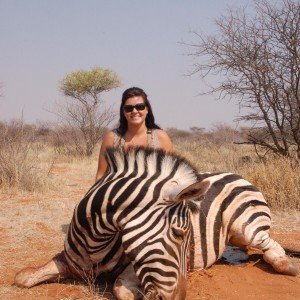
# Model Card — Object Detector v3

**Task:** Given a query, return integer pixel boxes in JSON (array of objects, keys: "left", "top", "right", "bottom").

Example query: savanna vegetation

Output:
[{"left": 0, "top": 119, "right": 299, "bottom": 211}]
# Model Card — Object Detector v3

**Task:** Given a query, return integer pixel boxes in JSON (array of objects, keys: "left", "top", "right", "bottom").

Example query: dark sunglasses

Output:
[{"left": 123, "top": 103, "right": 146, "bottom": 113}]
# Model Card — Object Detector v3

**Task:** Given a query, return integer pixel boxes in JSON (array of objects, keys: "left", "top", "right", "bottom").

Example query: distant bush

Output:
[{"left": 167, "top": 123, "right": 244, "bottom": 147}]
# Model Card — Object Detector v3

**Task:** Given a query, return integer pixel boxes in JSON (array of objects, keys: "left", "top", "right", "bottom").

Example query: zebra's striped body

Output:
[{"left": 15, "top": 148, "right": 299, "bottom": 300}]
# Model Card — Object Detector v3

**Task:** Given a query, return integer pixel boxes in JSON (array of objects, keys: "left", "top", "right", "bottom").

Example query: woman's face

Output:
[{"left": 123, "top": 96, "right": 148, "bottom": 126}]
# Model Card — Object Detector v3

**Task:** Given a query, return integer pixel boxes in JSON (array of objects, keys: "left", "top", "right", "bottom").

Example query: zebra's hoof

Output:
[
  {"left": 14, "top": 267, "right": 37, "bottom": 288},
  {"left": 287, "top": 261, "right": 299, "bottom": 276},
  {"left": 272, "top": 258, "right": 299, "bottom": 276}
]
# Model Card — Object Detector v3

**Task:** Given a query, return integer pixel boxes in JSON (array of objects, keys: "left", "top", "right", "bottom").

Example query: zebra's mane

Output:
[{"left": 105, "top": 146, "right": 199, "bottom": 185}]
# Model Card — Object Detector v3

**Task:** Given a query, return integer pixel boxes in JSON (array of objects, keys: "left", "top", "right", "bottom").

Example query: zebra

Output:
[
  {"left": 113, "top": 170, "right": 300, "bottom": 299},
  {"left": 14, "top": 147, "right": 299, "bottom": 300}
]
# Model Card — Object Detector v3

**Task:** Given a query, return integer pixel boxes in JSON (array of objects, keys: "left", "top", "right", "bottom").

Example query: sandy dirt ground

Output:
[{"left": 0, "top": 162, "right": 300, "bottom": 300}]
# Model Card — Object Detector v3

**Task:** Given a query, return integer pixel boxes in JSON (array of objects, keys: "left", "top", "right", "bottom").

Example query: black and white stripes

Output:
[{"left": 64, "top": 147, "right": 200, "bottom": 298}]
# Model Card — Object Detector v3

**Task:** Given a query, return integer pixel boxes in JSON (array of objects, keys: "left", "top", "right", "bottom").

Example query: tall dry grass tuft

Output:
[
  {"left": 0, "top": 120, "right": 55, "bottom": 192},
  {"left": 240, "top": 157, "right": 300, "bottom": 210}
]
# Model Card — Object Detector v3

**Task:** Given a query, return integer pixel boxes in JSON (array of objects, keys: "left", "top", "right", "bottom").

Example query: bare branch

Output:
[{"left": 184, "top": 0, "right": 300, "bottom": 158}]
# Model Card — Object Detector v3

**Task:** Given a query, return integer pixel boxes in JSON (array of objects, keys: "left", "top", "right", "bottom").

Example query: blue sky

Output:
[{"left": 0, "top": 0, "right": 251, "bottom": 130}]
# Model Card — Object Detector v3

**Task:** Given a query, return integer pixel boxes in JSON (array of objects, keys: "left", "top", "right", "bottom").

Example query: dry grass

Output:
[
  {"left": 174, "top": 138, "right": 254, "bottom": 172},
  {"left": 239, "top": 157, "right": 300, "bottom": 210}
]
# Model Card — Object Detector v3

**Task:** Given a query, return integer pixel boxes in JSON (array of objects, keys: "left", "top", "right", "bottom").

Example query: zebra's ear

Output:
[{"left": 174, "top": 181, "right": 210, "bottom": 202}]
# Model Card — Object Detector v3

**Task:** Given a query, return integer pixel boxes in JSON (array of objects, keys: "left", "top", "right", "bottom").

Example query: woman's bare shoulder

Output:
[
  {"left": 104, "top": 130, "right": 115, "bottom": 139},
  {"left": 155, "top": 128, "right": 167, "bottom": 136},
  {"left": 155, "top": 129, "right": 173, "bottom": 152},
  {"left": 100, "top": 130, "right": 115, "bottom": 153},
  {"left": 155, "top": 129, "right": 171, "bottom": 139}
]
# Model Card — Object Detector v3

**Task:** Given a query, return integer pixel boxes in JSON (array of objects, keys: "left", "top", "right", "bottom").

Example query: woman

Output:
[{"left": 95, "top": 87, "right": 173, "bottom": 182}]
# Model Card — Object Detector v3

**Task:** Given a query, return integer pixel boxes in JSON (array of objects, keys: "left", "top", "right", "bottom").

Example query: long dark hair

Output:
[{"left": 117, "top": 87, "right": 161, "bottom": 136}]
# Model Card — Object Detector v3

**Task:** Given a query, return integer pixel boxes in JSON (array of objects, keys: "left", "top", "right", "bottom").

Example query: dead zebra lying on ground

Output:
[{"left": 15, "top": 147, "right": 299, "bottom": 300}]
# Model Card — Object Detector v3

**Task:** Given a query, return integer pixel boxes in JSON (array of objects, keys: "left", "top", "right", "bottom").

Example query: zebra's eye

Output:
[{"left": 171, "top": 227, "right": 185, "bottom": 241}]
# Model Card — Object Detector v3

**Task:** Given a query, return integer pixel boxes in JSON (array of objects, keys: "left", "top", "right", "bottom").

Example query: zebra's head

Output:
[{"left": 104, "top": 147, "right": 207, "bottom": 299}]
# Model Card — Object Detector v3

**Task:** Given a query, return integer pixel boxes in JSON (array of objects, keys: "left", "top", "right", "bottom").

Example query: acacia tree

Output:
[
  {"left": 56, "top": 67, "right": 121, "bottom": 156},
  {"left": 187, "top": 0, "right": 300, "bottom": 159}
]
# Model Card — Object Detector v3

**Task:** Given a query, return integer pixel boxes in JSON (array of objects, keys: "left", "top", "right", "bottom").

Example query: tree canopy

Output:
[{"left": 60, "top": 67, "right": 121, "bottom": 100}]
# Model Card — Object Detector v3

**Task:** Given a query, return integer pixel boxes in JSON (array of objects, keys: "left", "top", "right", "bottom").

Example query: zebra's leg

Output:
[
  {"left": 14, "top": 251, "right": 73, "bottom": 288},
  {"left": 113, "top": 264, "right": 143, "bottom": 300},
  {"left": 230, "top": 231, "right": 299, "bottom": 276}
]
